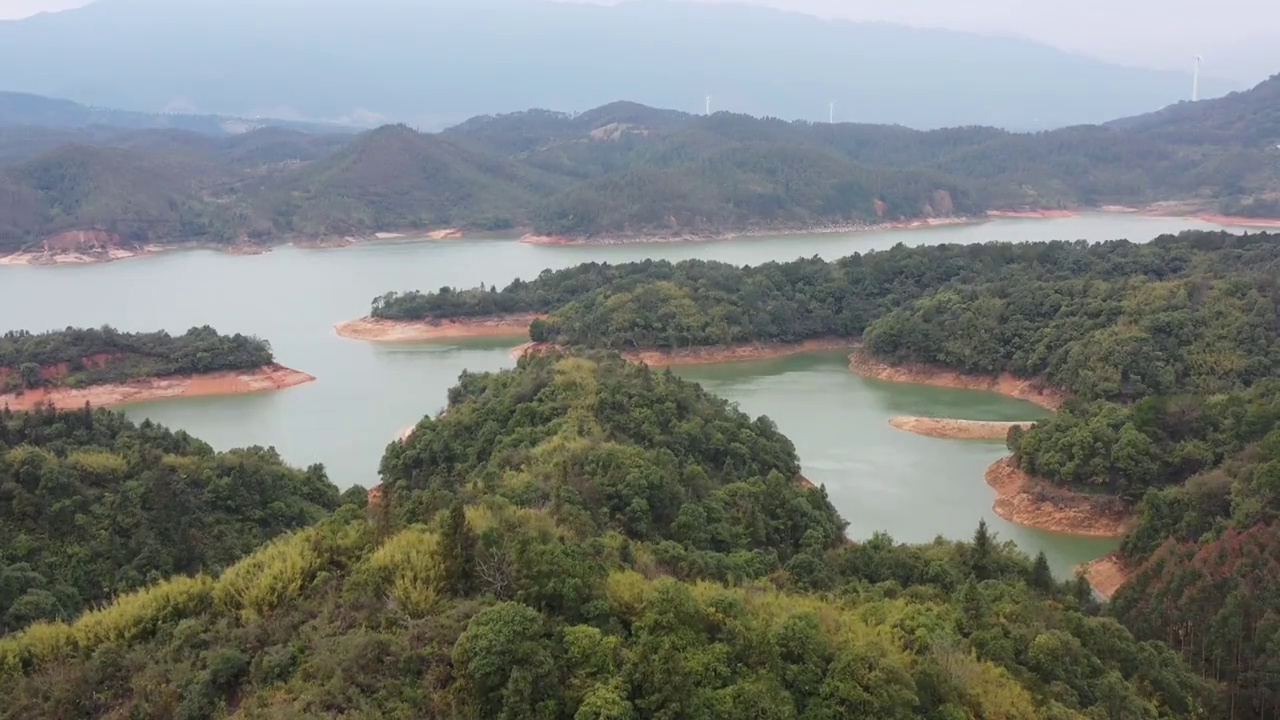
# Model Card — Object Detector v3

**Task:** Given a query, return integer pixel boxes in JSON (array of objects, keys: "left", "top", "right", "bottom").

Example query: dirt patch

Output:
[
  {"left": 984, "top": 458, "right": 1133, "bottom": 538},
  {"left": 987, "top": 209, "right": 1076, "bottom": 219},
  {"left": 335, "top": 314, "right": 545, "bottom": 342},
  {"left": 510, "top": 338, "right": 858, "bottom": 366},
  {"left": 517, "top": 216, "right": 979, "bottom": 246},
  {"left": 888, "top": 417, "right": 1036, "bottom": 440},
  {"left": 1080, "top": 552, "right": 1132, "bottom": 600},
  {"left": 848, "top": 349, "right": 1066, "bottom": 410},
  {"left": 0, "top": 245, "right": 165, "bottom": 266},
  {"left": 0, "top": 364, "right": 314, "bottom": 411}
]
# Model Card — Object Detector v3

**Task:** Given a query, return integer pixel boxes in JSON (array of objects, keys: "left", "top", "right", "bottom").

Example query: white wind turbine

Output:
[
  {"left": 1192, "top": 55, "right": 1203, "bottom": 101},
  {"left": 829, "top": 101, "right": 836, "bottom": 124}
]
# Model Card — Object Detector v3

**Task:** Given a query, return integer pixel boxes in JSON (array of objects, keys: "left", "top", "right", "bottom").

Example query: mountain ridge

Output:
[{"left": 0, "top": 72, "right": 1276, "bottom": 256}]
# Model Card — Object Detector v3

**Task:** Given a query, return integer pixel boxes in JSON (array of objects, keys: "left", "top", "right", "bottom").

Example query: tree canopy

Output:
[
  {"left": 0, "top": 326, "right": 275, "bottom": 394},
  {"left": 0, "top": 405, "right": 342, "bottom": 633},
  {"left": 0, "top": 353, "right": 1221, "bottom": 719}
]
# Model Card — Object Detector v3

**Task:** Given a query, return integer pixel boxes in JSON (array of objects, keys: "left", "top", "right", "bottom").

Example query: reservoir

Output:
[{"left": 0, "top": 213, "right": 1234, "bottom": 577}]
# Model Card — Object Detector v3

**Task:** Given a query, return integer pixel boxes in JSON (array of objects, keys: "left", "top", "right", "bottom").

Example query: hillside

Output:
[
  {"left": 0, "top": 405, "right": 344, "bottom": 634},
  {"left": 0, "top": 0, "right": 1238, "bottom": 130},
  {"left": 370, "top": 231, "right": 1280, "bottom": 711},
  {"left": 1108, "top": 73, "right": 1280, "bottom": 145},
  {"left": 260, "top": 124, "right": 568, "bottom": 236},
  {"left": 0, "top": 143, "right": 241, "bottom": 251},
  {"left": 0, "top": 353, "right": 1218, "bottom": 718},
  {"left": 1, "top": 72, "right": 1277, "bottom": 254}
]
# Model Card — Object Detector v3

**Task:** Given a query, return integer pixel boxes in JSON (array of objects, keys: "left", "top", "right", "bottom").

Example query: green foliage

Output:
[
  {"left": 0, "top": 405, "right": 340, "bottom": 632},
  {"left": 439, "top": 502, "right": 479, "bottom": 596},
  {"left": 380, "top": 353, "right": 844, "bottom": 561},
  {"left": 373, "top": 233, "right": 1280, "bottom": 396},
  {"left": 7, "top": 77, "right": 1278, "bottom": 253},
  {"left": 0, "top": 349, "right": 1225, "bottom": 719},
  {"left": 0, "top": 325, "right": 274, "bottom": 393}
]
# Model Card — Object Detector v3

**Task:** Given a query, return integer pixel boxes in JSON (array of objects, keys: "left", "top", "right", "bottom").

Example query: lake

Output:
[{"left": 0, "top": 213, "right": 1234, "bottom": 577}]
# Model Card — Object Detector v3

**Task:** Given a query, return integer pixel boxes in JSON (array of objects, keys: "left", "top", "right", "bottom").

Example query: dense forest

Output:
[
  {"left": 0, "top": 353, "right": 1220, "bottom": 719},
  {"left": 375, "top": 232, "right": 1278, "bottom": 407},
  {"left": 2, "top": 74, "right": 1278, "bottom": 253},
  {"left": 0, "top": 405, "right": 345, "bottom": 634},
  {"left": 373, "top": 231, "right": 1280, "bottom": 716},
  {"left": 0, "top": 326, "right": 275, "bottom": 394}
]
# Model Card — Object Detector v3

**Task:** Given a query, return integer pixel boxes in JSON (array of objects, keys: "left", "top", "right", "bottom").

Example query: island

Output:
[{"left": 0, "top": 326, "right": 314, "bottom": 410}]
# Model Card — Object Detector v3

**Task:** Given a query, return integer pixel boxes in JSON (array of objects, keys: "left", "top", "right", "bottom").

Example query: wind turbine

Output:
[
  {"left": 1192, "top": 55, "right": 1203, "bottom": 101},
  {"left": 705, "top": 95, "right": 712, "bottom": 116},
  {"left": 829, "top": 101, "right": 836, "bottom": 124}
]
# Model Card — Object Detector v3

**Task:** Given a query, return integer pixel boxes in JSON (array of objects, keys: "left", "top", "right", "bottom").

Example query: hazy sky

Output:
[{"left": 1, "top": 0, "right": 1275, "bottom": 80}]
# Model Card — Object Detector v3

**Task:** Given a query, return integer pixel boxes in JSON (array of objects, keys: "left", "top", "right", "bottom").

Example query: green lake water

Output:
[{"left": 0, "top": 213, "right": 1232, "bottom": 577}]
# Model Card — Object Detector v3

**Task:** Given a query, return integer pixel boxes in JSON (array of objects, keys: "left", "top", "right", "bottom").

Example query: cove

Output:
[
  {"left": 0, "top": 213, "right": 1233, "bottom": 577},
  {"left": 675, "top": 351, "right": 1118, "bottom": 579}
]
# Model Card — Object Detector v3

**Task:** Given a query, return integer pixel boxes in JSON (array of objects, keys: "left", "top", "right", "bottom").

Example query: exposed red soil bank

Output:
[
  {"left": 847, "top": 349, "right": 1067, "bottom": 410},
  {"left": 0, "top": 365, "right": 314, "bottom": 411},
  {"left": 888, "top": 417, "right": 1036, "bottom": 440},
  {"left": 984, "top": 458, "right": 1133, "bottom": 538},
  {"left": 334, "top": 314, "right": 545, "bottom": 342},
  {"left": 1081, "top": 552, "right": 1132, "bottom": 600}
]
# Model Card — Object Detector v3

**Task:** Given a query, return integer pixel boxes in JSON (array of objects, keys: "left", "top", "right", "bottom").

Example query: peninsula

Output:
[{"left": 0, "top": 326, "right": 313, "bottom": 410}]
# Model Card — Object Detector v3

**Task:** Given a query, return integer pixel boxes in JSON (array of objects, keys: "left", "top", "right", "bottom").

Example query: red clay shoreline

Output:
[
  {"left": 0, "top": 364, "right": 315, "bottom": 411},
  {"left": 334, "top": 314, "right": 545, "bottom": 342},
  {"left": 984, "top": 458, "right": 1133, "bottom": 538},
  {"left": 847, "top": 348, "right": 1067, "bottom": 410}
]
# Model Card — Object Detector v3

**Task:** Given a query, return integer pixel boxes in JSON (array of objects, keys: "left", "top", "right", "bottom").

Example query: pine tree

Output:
[
  {"left": 971, "top": 519, "right": 993, "bottom": 580},
  {"left": 1030, "top": 551, "right": 1054, "bottom": 592},
  {"left": 440, "top": 501, "right": 478, "bottom": 595}
]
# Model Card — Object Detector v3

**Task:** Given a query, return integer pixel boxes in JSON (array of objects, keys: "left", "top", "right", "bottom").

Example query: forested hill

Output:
[
  {"left": 373, "top": 231, "right": 1280, "bottom": 402},
  {"left": 0, "top": 353, "right": 1217, "bottom": 718},
  {"left": 372, "top": 230, "right": 1280, "bottom": 713},
  {"left": 0, "top": 405, "right": 345, "bottom": 633},
  {"left": 2, "top": 73, "right": 1279, "bottom": 254},
  {"left": 0, "top": 326, "right": 275, "bottom": 394},
  {"left": 1107, "top": 73, "right": 1280, "bottom": 145}
]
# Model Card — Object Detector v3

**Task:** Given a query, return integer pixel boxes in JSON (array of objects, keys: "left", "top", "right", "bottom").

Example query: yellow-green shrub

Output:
[
  {"left": 367, "top": 528, "right": 447, "bottom": 618},
  {"left": 66, "top": 450, "right": 129, "bottom": 482},
  {"left": 215, "top": 529, "right": 323, "bottom": 622},
  {"left": 74, "top": 574, "right": 214, "bottom": 648},
  {"left": 604, "top": 570, "right": 652, "bottom": 621},
  {"left": 0, "top": 575, "right": 215, "bottom": 676}
]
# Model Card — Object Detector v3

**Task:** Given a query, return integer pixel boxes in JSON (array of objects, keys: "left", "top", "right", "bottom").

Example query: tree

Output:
[
  {"left": 439, "top": 501, "right": 478, "bottom": 596},
  {"left": 971, "top": 519, "right": 994, "bottom": 580},
  {"left": 1030, "top": 551, "right": 1054, "bottom": 592},
  {"left": 451, "top": 602, "right": 561, "bottom": 719}
]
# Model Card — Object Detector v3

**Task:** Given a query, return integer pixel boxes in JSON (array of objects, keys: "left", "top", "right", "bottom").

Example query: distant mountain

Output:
[
  {"left": 2, "top": 73, "right": 1276, "bottom": 256},
  {"left": 0, "top": 0, "right": 1240, "bottom": 130},
  {"left": 257, "top": 125, "right": 570, "bottom": 235},
  {"left": 0, "top": 90, "right": 352, "bottom": 135}
]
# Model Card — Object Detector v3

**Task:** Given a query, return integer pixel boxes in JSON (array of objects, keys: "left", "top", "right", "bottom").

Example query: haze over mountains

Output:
[{"left": 0, "top": 0, "right": 1241, "bottom": 130}]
